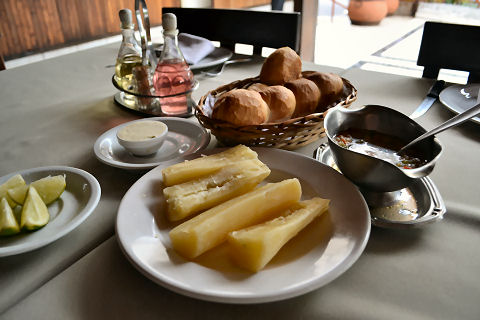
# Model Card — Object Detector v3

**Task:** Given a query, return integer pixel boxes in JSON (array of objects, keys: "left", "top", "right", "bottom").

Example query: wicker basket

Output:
[{"left": 196, "top": 75, "right": 357, "bottom": 150}]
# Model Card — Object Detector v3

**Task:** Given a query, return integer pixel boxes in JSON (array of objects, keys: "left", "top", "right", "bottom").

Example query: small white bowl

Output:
[{"left": 116, "top": 120, "right": 168, "bottom": 156}]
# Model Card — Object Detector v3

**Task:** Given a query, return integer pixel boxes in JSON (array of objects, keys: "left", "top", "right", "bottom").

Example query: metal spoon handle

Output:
[
  {"left": 213, "top": 59, "right": 247, "bottom": 74},
  {"left": 201, "top": 58, "right": 251, "bottom": 77},
  {"left": 400, "top": 102, "right": 480, "bottom": 153}
]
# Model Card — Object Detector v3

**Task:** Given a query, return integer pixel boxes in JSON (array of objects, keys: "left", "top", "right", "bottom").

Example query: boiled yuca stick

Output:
[
  {"left": 227, "top": 197, "right": 330, "bottom": 272},
  {"left": 169, "top": 178, "right": 302, "bottom": 259},
  {"left": 162, "top": 145, "right": 258, "bottom": 187},
  {"left": 163, "top": 159, "right": 271, "bottom": 221}
]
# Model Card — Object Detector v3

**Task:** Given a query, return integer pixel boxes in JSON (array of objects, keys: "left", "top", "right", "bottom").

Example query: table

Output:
[{"left": 1, "top": 43, "right": 479, "bottom": 319}]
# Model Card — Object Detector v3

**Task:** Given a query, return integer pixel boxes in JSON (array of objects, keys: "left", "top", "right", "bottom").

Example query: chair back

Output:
[
  {"left": 417, "top": 21, "right": 480, "bottom": 83},
  {"left": 161, "top": 7, "right": 301, "bottom": 55}
]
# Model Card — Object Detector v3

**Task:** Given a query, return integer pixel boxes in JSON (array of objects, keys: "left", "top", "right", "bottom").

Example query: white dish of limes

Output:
[{"left": 0, "top": 166, "right": 101, "bottom": 257}]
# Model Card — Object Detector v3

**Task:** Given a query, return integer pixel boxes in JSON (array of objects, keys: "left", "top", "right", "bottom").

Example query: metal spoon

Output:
[
  {"left": 399, "top": 102, "right": 480, "bottom": 153},
  {"left": 201, "top": 58, "right": 251, "bottom": 77}
]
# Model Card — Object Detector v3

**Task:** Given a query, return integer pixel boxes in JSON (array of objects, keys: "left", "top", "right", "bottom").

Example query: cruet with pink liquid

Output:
[{"left": 153, "top": 13, "right": 194, "bottom": 116}]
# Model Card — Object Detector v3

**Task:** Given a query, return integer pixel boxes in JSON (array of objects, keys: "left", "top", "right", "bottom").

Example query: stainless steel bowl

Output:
[{"left": 324, "top": 105, "right": 443, "bottom": 192}]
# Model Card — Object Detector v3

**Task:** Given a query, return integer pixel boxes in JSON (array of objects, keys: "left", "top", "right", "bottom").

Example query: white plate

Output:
[
  {"left": 116, "top": 148, "right": 371, "bottom": 303},
  {"left": 93, "top": 117, "right": 210, "bottom": 170},
  {"left": 439, "top": 83, "right": 480, "bottom": 124},
  {"left": 155, "top": 46, "right": 233, "bottom": 71},
  {"left": 0, "top": 166, "right": 101, "bottom": 257}
]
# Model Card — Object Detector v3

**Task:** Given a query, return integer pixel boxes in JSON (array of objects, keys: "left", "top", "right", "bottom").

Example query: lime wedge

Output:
[
  {"left": 0, "top": 174, "right": 26, "bottom": 193},
  {"left": 5, "top": 194, "right": 17, "bottom": 209},
  {"left": 0, "top": 174, "right": 26, "bottom": 207},
  {"left": 7, "top": 185, "right": 28, "bottom": 205},
  {"left": 0, "top": 197, "right": 20, "bottom": 236},
  {"left": 21, "top": 186, "right": 50, "bottom": 231},
  {"left": 8, "top": 175, "right": 66, "bottom": 206},
  {"left": 31, "top": 175, "right": 66, "bottom": 205},
  {"left": 13, "top": 205, "right": 22, "bottom": 224}
]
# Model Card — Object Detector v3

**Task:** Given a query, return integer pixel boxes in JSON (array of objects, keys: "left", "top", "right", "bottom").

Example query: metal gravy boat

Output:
[{"left": 324, "top": 105, "right": 443, "bottom": 193}]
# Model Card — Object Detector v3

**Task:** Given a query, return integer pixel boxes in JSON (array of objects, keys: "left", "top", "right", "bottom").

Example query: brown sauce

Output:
[{"left": 334, "top": 128, "right": 426, "bottom": 169}]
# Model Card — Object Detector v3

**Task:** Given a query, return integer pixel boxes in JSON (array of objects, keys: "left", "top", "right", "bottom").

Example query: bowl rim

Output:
[{"left": 116, "top": 119, "right": 168, "bottom": 144}]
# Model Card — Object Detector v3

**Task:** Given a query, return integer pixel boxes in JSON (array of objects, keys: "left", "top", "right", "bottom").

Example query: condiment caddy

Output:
[{"left": 112, "top": 0, "right": 197, "bottom": 117}]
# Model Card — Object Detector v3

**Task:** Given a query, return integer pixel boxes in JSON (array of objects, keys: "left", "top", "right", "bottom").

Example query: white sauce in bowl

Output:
[{"left": 117, "top": 121, "right": 167, "bottom": 142}]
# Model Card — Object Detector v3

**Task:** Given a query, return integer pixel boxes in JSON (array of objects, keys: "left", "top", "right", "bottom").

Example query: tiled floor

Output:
[{"left": 5, "top": 0, "right": 479, "bottom": 85}]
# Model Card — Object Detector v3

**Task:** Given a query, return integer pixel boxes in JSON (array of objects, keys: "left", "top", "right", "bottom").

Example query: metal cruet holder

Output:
[
  {"left": 112, "top": 0, "right": 198, "bottom": 117},
  {"left": 135, "top": 0, "right": 157, "bottom": 68}
]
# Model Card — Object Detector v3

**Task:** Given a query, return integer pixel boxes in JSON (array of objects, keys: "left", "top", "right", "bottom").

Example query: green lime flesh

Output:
[{"left": 21, "top": 186, "right": 50, "bottom": 231}]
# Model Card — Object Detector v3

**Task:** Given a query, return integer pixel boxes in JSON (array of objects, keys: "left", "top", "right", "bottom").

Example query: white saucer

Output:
[
  {"left": 116, "top": 148, "right": 371, "bottom": 303},
  {"left": 439, "top": 83, "right": 480, "bottom": 124},
  {"left": 0, "top": 166, "right": 101, "bottom": 257},
  {"left": 93, "top": 118, "right": 210, "bottom": 170}
]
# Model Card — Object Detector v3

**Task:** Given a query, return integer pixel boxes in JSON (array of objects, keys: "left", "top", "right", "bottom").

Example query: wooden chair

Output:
[
  {"left": 417, "top": 21, "right": 480, "bottom": 83},
  {"left": 161, "top": 7, "right": 301, "bottom": 55}
]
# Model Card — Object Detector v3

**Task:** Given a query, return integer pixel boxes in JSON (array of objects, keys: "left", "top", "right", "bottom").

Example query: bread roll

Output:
[
  {"left": 212, "top": 89, "right": 270, "bottom": 125},
  {"left": 302, "top": 71, "right": 343, "bottom": 109},
  {"left": 248, "top": 83, "right": 269, "bottom": 92},
  {"left": 259, "top": 86, "right": 296, "bottom": 123},
  {"left": 285, "top": 78, "right": 321, "bottom": 118},
  {"left": 260, "top": 47, "right": 302, "bottom": 85}
]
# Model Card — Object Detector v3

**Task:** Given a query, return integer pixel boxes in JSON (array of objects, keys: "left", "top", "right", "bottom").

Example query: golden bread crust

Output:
[
  {"left": 248, "top": 83, "right": 269, "bottom": 92},
  {"left": 302, "top": 71, "right": 344, "bottom": 110},
  {"left": 212, "top": 89, "right": 270, "bottom": 125},
  {"left": 259, "top": 86, "right": 296, "bottom": 123},
  {"left": 260, "top": 47, "right": 302, "bottom": 85},
  {"left": 284, "top": 78, "right": 321, "bottom": 118}
]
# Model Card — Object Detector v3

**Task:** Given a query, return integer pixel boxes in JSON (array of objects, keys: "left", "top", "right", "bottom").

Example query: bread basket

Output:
[{"left": 196, "top": 75, "right": 357, "bottom": 150}]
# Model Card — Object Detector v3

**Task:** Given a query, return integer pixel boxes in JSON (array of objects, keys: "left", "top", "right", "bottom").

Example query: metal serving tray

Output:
[{"left": 314, "top": 143, "right": 446, "bottom": 229}]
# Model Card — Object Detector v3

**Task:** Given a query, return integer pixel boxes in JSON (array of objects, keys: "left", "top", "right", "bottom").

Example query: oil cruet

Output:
[{"left": 114, "top": 9, "right": 143, "bottom": 98}]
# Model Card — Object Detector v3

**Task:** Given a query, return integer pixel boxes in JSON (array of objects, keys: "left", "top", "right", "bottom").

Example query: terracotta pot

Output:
[
  {"left": 348, "top": 0, "right": 388, "bottom": 26},
  {"left": 386, "top": 0, "right": 399, "bottom": 15}
]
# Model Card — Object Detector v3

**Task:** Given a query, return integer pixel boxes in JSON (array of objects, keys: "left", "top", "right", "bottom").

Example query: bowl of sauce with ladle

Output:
[
  {"left": 333, "top": 128, "right": 427, "bottom": 170},
  {"left": 324, "top": 105, "right": 443, "bottom": 193}
]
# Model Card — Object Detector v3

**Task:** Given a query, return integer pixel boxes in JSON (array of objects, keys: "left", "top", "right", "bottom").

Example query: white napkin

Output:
[{"left": 178, "top": 33, "right": 215, "bottom": 65}]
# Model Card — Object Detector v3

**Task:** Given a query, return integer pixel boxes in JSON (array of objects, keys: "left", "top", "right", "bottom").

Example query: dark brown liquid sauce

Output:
[{"left": 334, "top": 128, "right": 426, "bottom": 169}]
